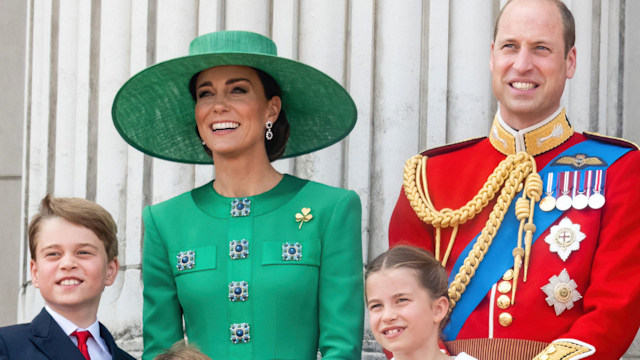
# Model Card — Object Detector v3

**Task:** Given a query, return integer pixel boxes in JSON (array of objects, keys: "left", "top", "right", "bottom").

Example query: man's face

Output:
[{"left": 490, "top": 0, "right": 576, "bottom": 129}]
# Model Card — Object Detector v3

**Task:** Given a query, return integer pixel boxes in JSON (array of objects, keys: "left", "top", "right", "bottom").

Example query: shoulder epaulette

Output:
[
  {"left": 583, "top": 131, "right": 639, "bottom": 150},
  {"left": 419, "top": 137, "right": 486, "bottom": 157}
]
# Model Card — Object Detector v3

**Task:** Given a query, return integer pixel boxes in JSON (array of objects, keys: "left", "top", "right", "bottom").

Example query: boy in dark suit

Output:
[{"left": 0, "top": 194, "right": 135, "bottom": 360}]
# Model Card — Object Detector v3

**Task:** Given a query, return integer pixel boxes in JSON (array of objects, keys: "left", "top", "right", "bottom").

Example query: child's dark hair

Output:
[{"left": 365, "top": 245, "right": 450, "bottom": 328}]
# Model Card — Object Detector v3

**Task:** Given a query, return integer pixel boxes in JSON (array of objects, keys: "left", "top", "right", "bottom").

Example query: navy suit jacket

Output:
[{"left": 0, "top": 308, "right": 135, "bottom": 360}]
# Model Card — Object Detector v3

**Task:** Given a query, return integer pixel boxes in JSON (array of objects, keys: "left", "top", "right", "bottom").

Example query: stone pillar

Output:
[{"left": 0, "top": 0, "right": 27, "bottom": 327}]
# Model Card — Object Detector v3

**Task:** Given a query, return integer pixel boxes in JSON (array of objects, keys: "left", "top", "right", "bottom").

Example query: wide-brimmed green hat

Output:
[{"left": 112, "top": 31, "right": 357, "bottom": 164}]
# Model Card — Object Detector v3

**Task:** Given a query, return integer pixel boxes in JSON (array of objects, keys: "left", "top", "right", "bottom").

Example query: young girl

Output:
[{"left": 365, "top": 245, "right": 476, "bottom": 360}]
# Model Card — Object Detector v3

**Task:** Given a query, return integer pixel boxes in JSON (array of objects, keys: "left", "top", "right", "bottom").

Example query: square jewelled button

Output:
[
  {"left": 282, "top": 242, "right": 302, "bottom": 261},
  {"left": 176, "top": 250, "right": 195, "bottom": 271},
  {"left": 230, "top": 198, "right": 251, "bottom": 217},
  {"left": 230, "top": 323, "right": 250, "bottom": 343},
  {"left": 229, "top": 281, "right": 249, "bottom": 302},
  {"left": 229, "top": 239, "right": 249, "bottom": 259}
]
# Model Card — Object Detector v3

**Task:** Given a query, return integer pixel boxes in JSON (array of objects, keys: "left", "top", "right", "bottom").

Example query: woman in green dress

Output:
[{"left": 112, "top": 31, "right": 363, "bottom": 359}]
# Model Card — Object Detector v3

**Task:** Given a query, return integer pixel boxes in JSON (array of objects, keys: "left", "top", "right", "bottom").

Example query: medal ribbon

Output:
[
  {"left": 594, "top": 169, "right": 604, "bottom": 194},
  {"left": 585, "top": 170, "right": 593, "bottom": 197},
  {"left": 577, "top": 171, "right": 585, "bottom": 195},
  {"left": 546, "top": 172, "right": 554, "bottom": 195},
  {"left": 561, "top": 171, "right": 571, "bottom": 196}
]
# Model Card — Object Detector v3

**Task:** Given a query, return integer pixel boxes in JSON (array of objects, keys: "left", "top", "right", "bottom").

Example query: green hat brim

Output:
[{"left": 112, "top": 52, "right": 357, "bottom": 164}]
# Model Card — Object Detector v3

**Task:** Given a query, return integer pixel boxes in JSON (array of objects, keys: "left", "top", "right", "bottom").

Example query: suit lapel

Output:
[
  {"left": 28, "top": 308, "right": 87, "bottom": 360},
  {"left": 100, "top": 323, "right": 119, "bottom": 359},
  {"left": 101, "top": 323, "right": 135, "bottom": 360}
]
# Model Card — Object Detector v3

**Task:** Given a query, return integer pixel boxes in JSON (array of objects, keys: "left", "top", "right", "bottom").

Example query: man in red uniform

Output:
[{"left": 388, "top": 0, "right": 640, "bottom": 359}]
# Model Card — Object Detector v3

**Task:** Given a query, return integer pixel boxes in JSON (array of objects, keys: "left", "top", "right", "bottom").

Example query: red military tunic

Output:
[{"left": 388, "top": 109, "right": 640, "bottom": 360}]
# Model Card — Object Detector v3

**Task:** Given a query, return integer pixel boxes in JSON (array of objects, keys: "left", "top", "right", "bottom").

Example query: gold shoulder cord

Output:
[{"left": 403, "top": 152, "right": 542, "bottom": 311}]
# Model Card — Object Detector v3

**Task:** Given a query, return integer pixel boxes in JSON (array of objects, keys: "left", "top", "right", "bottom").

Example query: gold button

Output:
[
  {"left": 547, "top": 345, "right": 556, "bottom": 354},
  {"left": 499, "top": 312, "right": 513, "bottom": 327},
  {"left": 497, "top": 294, "right": 511, "bottom": 309},
  {"left": 502, "top": 269, "right": 514, "bottom": 281},
  {"left": 498, "top": 280, "right": 512, "bottom": 293}
]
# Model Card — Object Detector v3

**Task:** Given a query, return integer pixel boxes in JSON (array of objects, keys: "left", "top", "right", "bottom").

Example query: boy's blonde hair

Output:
[
  {"left": 28, "top": 194, "right": 119, "bottom": 261},
  {"left": 154, "top": 340, "right": 211, "bottom": 360}
]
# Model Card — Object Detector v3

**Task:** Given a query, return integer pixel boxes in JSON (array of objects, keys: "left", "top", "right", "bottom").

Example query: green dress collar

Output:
[{"left": 191, "top": 174, "right": 307, "bottom": 218}]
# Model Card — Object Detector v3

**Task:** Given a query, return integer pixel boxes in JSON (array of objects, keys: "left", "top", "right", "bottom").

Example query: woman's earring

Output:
[
  {"left": 265, "top": 121, "right": 274, "bottom": 140},
  {"left": 201, "top": 141, "right": 206, "bottom": 145}
]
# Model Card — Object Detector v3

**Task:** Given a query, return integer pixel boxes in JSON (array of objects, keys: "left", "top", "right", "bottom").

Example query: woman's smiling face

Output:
[
  {"left": 194, "top": 65, "right": 281, "bottom": 161},
  {"left": 366, "top": 267, "right": 448, "bottom": 358}
]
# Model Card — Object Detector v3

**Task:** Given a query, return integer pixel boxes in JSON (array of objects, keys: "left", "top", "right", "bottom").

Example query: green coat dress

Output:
[{"left": 141, "top": 175, "right": 364, "bottom": 359}]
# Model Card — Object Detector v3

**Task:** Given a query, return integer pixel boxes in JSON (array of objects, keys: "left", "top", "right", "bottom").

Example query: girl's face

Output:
[
  {"left": 194, "top": 65, "right": 281, "bottom": 161},
  {"left": 366, "top": 267, "right": 448, "bottom": 358}
]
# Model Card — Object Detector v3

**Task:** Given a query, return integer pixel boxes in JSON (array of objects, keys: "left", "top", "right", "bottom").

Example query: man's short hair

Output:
[
  {"left": 28, "top": 194, "right": 119, "bottom": 261},
  {"left": 493, "top": 0, "right": 576, "bottom": 57}
]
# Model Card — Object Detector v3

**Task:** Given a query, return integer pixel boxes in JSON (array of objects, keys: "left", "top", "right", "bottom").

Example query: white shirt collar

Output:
[{"left": 45, "top": 305, "right": 110, "bottom": 354}]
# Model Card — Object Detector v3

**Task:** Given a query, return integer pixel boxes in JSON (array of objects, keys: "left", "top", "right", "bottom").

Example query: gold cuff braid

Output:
[{"left": 532, "top": 341, "right": 594, "bottom": 360}]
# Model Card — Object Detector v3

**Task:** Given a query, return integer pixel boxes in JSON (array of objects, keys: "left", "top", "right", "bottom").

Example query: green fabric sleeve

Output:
[
  {"left": 141, "top": 206, "right": 184, "bottom": 360},
  {"left": 318, "top": 190, "right": 364, "bottom": 359}
]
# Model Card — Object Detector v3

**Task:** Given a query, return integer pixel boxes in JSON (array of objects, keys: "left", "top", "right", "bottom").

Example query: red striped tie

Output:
[{"left": 71, "top": 330, "right": 92, "bottom": 360}]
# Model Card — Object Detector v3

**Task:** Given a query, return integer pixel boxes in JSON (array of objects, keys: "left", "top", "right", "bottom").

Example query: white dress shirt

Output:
[{"left": 45, "top": 305, "right": 113, "bottom": 360}]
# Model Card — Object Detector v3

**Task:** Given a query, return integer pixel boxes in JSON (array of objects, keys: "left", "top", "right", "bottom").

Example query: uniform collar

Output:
[{"left": 489, "top": 107, "right": 573, "bottom": 156}]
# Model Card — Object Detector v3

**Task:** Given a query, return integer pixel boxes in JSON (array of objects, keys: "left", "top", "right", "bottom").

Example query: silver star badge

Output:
[
  {"left": 541, "top": 269, "right": 582, "bottom": 316},
  {"left": 544, "top": 217, "right": 585, "bottom": 262}
]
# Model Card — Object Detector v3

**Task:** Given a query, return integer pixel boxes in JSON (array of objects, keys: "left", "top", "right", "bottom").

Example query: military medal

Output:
[
  {"left": 572, "top": 171, "right": 588, "bottom": 210},
  {"left": 555, "top": 171, "right": 573, "bottom": 211},
  {"left": 541, "top": 269, "right": 582, "bottom": 316},
  {"left": 539, "top": 172, "right": 557, "bottom": 212},
  {"left": 588, "top": 169, "right": 605, "bottom": 209},
  {"left": 544, "top": 217, "right": 586, "bottom": 261}
]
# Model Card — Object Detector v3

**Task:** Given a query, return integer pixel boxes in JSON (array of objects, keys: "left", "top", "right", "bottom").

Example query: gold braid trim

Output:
[
  {"left": 532, "top": 341, "right": 595, "bottom": 360},
  {"left": 402, "top": 152, "right": 541, "bottom": 311}
]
